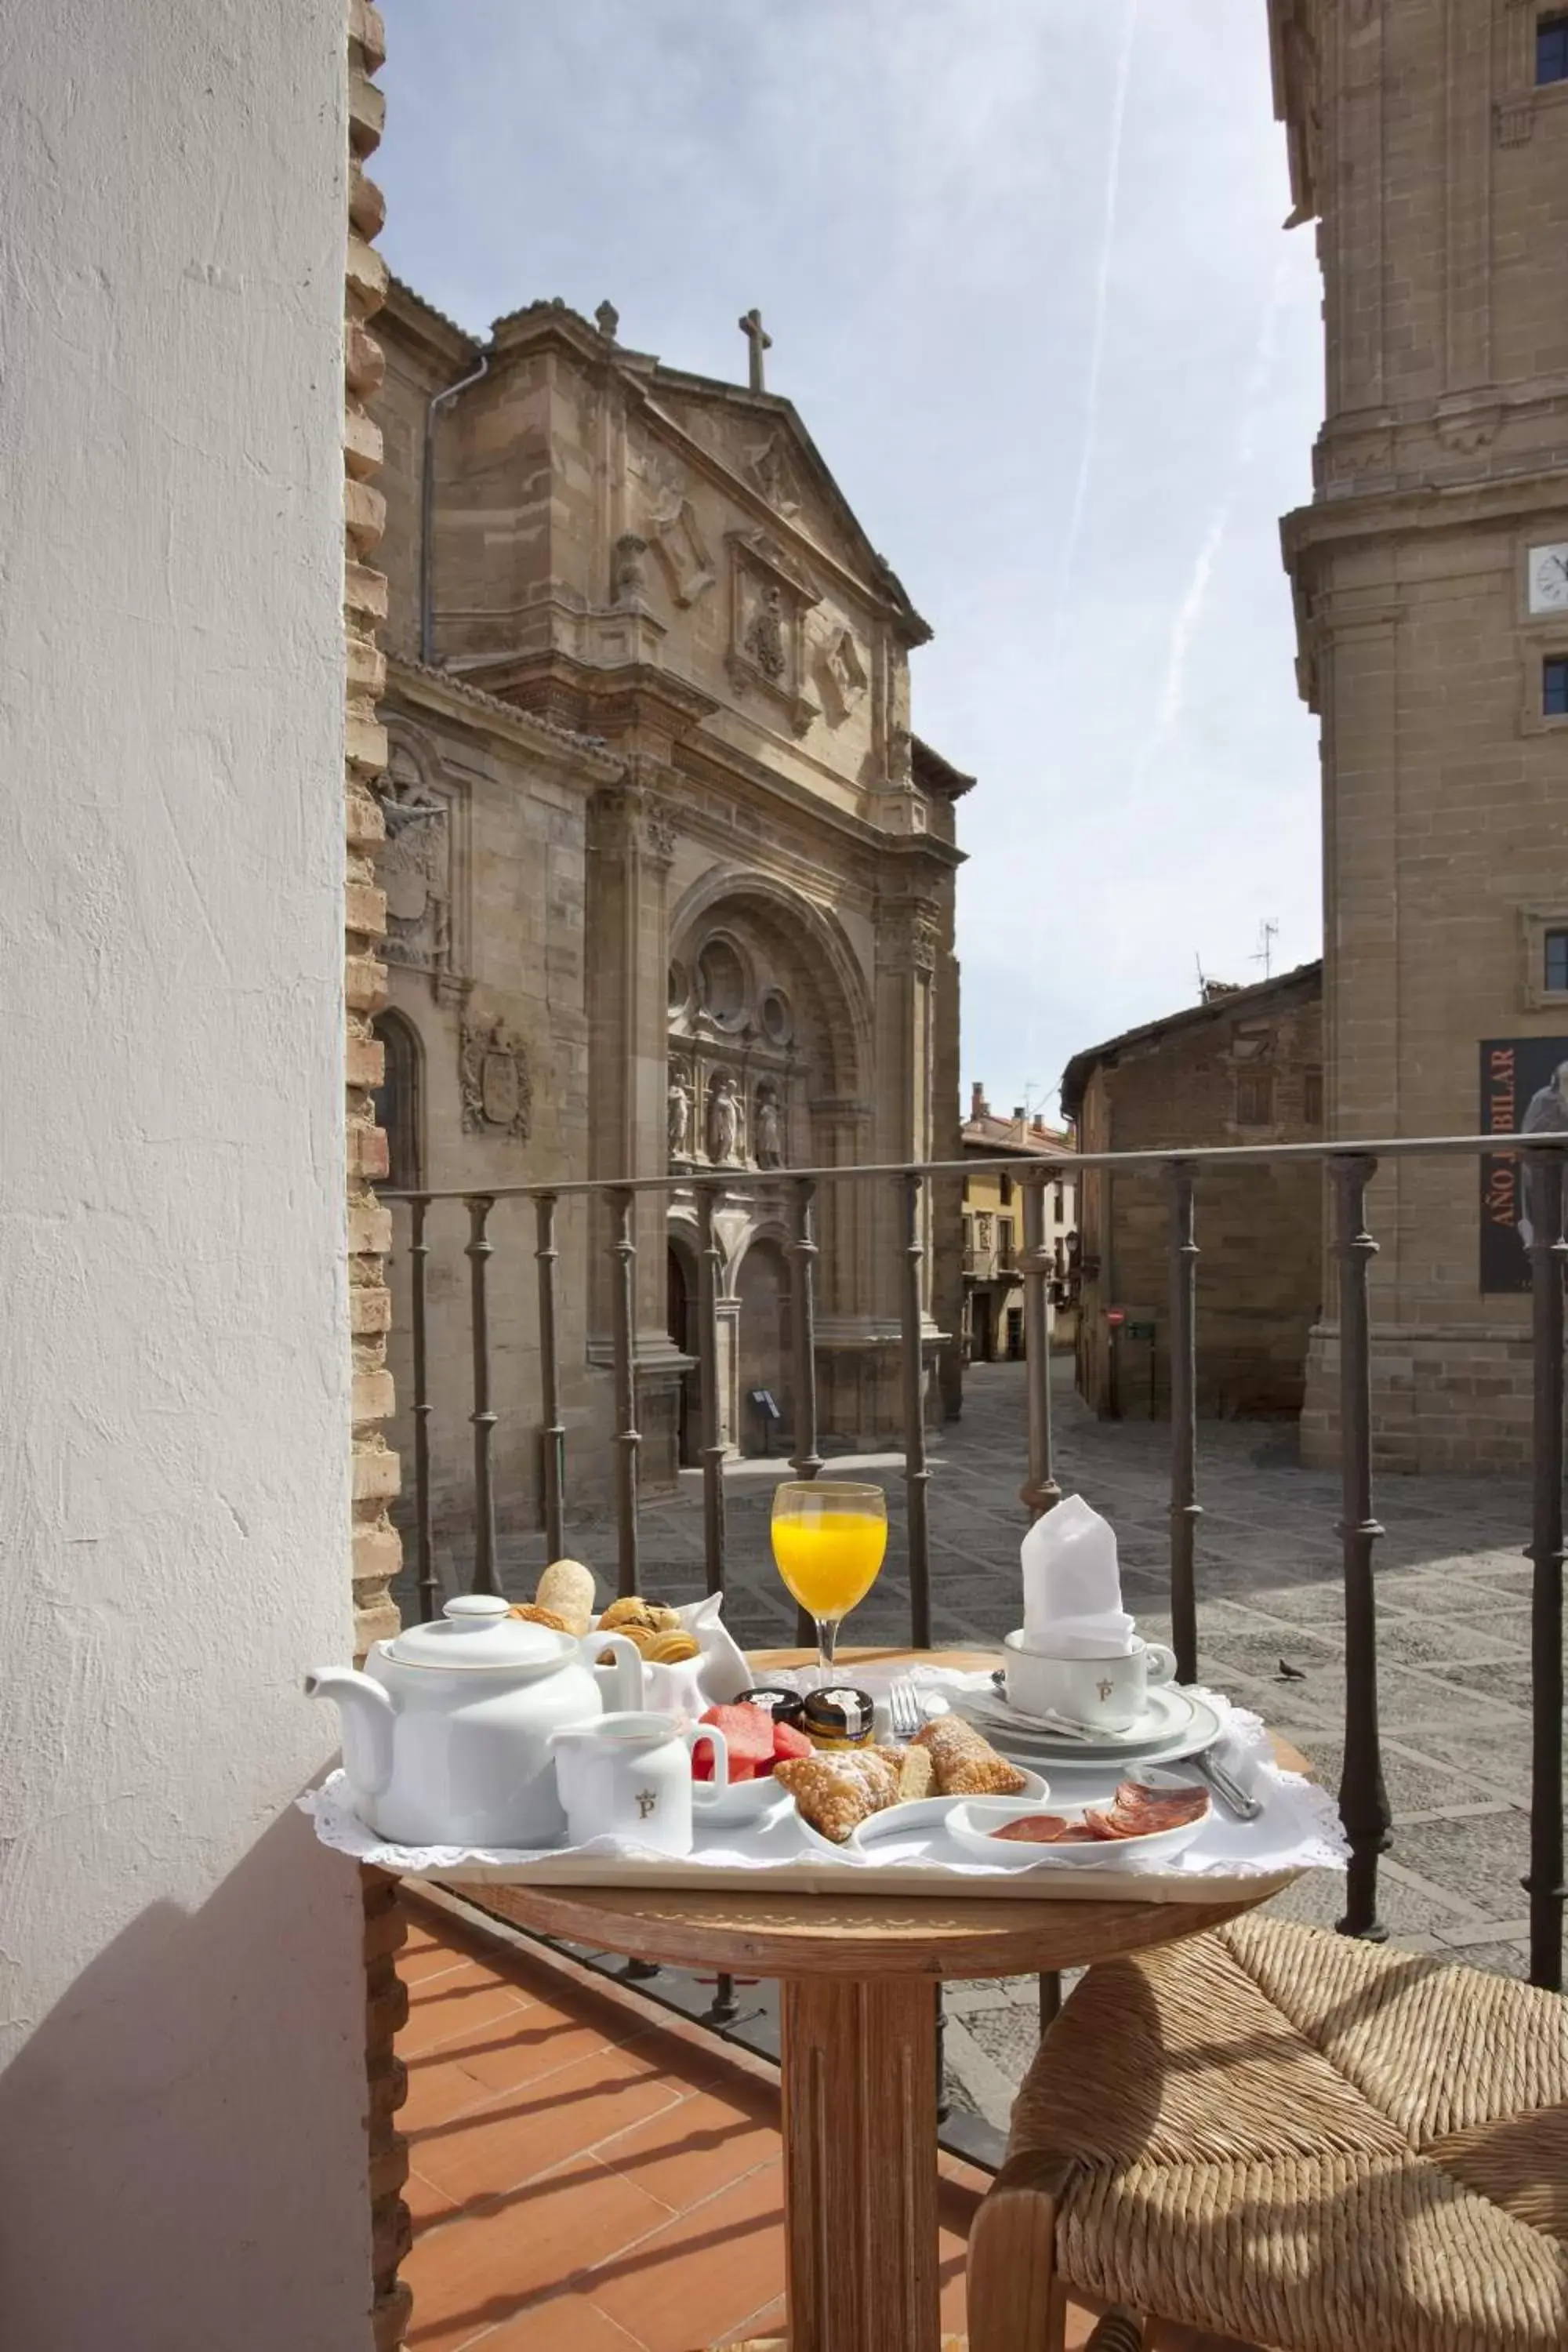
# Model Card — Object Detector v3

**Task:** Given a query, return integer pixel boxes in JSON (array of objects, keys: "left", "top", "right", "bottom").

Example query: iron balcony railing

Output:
[{"left": 383, "top": 1134, "right": 1567, "bottom": 2000}]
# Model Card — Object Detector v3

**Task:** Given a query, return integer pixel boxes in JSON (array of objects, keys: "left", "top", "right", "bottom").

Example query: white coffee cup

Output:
[
  {"left": 549, "top": 1711, "right": 728, "bottom": 1854},
  {"left": 1004, "top": 1631, "right": 1178, "bottom": 1733}
]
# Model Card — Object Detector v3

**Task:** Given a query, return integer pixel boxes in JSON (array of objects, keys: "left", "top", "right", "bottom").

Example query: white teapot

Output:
[{"left": 305, "top": 1595, "right": 641, "bottom": 1849}]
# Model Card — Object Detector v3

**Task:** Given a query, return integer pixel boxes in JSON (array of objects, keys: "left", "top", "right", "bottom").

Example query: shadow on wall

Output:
[{"left": 0, "top": 1800, "right": 370, "bottom": 2347}]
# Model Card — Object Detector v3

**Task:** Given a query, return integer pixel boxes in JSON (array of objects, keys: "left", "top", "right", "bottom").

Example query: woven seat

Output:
[{"left": 967, "top": 1916, "right": 1568, "bottom": 2352}]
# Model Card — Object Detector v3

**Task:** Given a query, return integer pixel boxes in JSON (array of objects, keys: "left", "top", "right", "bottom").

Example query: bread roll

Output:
[{"left": 534, "top": 1558, "right": 596, "bottom": 1635}]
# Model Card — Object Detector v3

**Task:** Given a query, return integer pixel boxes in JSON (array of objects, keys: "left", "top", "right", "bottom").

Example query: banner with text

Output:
[{"left": 1479, "top": 1037, "right": 1568, "bottom": 1293}]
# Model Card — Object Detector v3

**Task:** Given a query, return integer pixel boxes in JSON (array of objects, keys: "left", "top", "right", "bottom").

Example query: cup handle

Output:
[
  {"left": 1145, "top": 1642, "right": 1179, "bottom": 1686},
  {"left": 597, "top": 1632, "right": 643, "bottom": 1713},
  {"left": 688, "top": 1722, "right": 728, "bottom": 1802}
]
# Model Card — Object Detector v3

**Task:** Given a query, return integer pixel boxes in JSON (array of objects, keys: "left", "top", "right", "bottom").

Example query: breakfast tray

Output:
[{"left": 300, "top": 1691, "right": 1348, "bottom": 1905}]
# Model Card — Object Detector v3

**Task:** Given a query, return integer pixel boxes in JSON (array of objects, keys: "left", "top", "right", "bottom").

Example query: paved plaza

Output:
[{"left": 400, "top": 1356, "right": 1554, "bottom": 2131}]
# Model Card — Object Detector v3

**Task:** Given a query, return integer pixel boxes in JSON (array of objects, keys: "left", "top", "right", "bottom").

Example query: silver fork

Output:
[{"left": 887, "top": 1677, "right": 924, "bottom": 1740}]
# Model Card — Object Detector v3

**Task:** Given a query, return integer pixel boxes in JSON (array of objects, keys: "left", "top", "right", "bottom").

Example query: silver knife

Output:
[{"left": 1189, "top": 1746, "right": 1263, "bottom": 1822}]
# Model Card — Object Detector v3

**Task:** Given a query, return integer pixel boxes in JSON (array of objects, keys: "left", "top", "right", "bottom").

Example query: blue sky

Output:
[{"left": 376, "top": 0, "right": 1325, "bottom": 1120}]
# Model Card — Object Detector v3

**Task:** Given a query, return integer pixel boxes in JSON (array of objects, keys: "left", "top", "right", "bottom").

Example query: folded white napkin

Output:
[{"left": 1021, "top": 1494, "right": 1137, "bottom": 1658}]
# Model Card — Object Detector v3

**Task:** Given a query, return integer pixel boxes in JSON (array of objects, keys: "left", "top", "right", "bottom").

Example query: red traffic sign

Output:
[{"left": 1105, "top": 1308, "right": 1126, "bottom": 1327}]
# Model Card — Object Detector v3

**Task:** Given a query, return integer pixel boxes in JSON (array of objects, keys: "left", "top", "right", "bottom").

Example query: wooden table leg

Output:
[{"left": 779, "top": 1973, "right": 942, "bottom": 2352}]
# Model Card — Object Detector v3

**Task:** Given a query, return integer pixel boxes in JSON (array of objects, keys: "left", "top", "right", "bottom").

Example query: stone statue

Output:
[
  {"left": 707, "top": 1073, "right": 739, "bottom": 1165},
  {"left": 744, "top": 583, "right": 786, "bottom": 681},
  {"left": 667, "top": 1073, "right": 691, "bottom": 1162},
  {"left": 1519, "top": 1060, "right": 1568, "bottom": 1250},
  {"left": 754, "top": 1083, "right": 783, "bottom": 1169},
  {"left": 612, "top": 532, "right": 649, "bottom": 608}
]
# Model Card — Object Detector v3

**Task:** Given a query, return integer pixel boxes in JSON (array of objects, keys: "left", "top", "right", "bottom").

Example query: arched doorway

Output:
[
  {"left": 666, "top": 1242, "right": 698, "bottom": 1468},
  {"left": 372, "top": 1009, "right": 422, "bottom": 1190},
  {"left": 735, "top": 1236, "right": 792, "bottom": 1456}
]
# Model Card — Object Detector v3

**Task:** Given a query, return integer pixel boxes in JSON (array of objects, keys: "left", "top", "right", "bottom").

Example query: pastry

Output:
[
  {"left": 599, "top": 1595, "right": 683, "bottom": 1637},
  {"left": 506, "top": 1602, "right": 572, "bottom": 1635},
  {"left": 775, "top": 1751, "right": 900, "bottom": 1843},
  {"left": 534, "top": 1557, "right": 596, "bottom": 1635},
  {"left": 599, "top": 1596, "right": 661, "bottom": 1635},
  {"left": 644, "top": 1630, "right": 700, "bottom": 1664},
  {"left": 879, "top": 1744, "right": 934, "bottom": 1804},
  {"left": 912, "top": 1714, "right": 1029, "bottom": 1797},
  {"left": 800, "top": 1685, "right": 877, "bottom": 1749}
]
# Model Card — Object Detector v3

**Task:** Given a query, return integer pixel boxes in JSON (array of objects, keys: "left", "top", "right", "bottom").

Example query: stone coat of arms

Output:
[{"left": 460, "top": 1016, "right": 532, "bottom": 1142}]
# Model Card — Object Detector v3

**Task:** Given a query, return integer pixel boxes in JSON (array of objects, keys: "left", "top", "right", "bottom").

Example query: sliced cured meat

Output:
[
  {"left": 1109, "top": 1780, "right": 1208, "bottom": 1832},
  {"left": 989, "top": 1813, "right": 1072, "bottom": 1844},
  {"left": 1082, "top": 1806, "right": 1141, "bottom": 1840}
]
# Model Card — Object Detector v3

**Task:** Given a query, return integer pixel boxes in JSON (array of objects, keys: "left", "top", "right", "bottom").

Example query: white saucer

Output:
[{"left": 956, "top": 1684, "right": 1221, "bottom": 1769}]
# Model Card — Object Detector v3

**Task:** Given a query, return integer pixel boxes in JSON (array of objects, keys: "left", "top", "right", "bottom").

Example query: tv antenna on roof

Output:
[{"left": 1250, "top": 918, "right": 1279, "bottom": 982}]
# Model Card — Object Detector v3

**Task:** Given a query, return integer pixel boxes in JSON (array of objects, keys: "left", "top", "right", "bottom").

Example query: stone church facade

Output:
[
  {"left": 1271, "top": 1, "right": 1568, "bottom": 1470},
  {"left": 367, "top": 280, "right": 966, "bottom": 1536}
]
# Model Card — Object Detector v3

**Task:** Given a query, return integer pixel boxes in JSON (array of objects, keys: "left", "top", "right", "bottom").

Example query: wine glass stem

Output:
[{"left": 814, "top": 1615, "right": 840, "bottom": 1686}]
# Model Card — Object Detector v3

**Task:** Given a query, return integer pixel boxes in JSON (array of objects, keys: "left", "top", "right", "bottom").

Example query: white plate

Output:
[
  {"left": 956, "top": 1685, "right": 1222, "bottom": 1769},
  {"left": 947, "top": 1784, "right": 1210, "bottom": 1871},
  {"left": 694, "top": 1774, "right": 792, "bottom": 1831},
  {"left": 845, "top": 1767, "right": 1050, "bottom": 1855}
]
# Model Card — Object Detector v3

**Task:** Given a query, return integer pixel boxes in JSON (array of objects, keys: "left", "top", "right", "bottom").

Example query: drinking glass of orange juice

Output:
[{"left": 770, "top": 1481, "right": 888, "bottom": 1683}]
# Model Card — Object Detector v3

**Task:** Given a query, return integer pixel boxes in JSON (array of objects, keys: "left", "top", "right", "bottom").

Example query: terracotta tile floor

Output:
[{"left": 396, "top": 1892, "right": 1256, "bottom": 2351}]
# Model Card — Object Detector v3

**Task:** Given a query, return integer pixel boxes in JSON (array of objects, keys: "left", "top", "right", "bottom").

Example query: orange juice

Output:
[{"left": 771, "top": 1508, "right": 887, "bottom": 1621}]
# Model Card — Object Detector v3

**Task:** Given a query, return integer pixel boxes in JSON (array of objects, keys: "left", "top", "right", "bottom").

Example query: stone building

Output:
[
  {"left": 367, "top": 281, "right": 967, "bottom": 1535},
  {"left": 1270, "top": 2, "right": 1568, "bottom": 1471},
  {"left": 960, "top": 1087, "right": 1077, "bottom": 1363},
  {"left": 1062, "top": 964, "right": 1325, "bottom": 1421}
]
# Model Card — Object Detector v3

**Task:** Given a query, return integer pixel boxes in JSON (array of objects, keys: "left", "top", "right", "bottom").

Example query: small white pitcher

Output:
[{"left": 550, "top": 1711, "right": 728, "bottom": 1855}]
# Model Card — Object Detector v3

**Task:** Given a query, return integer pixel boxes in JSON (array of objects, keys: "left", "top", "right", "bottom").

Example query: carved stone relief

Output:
[
  {"left": 644, "top": 452, "right": 715, "bottom": 606},
  {"left": 746, "top": 432, "right": 804, "bottom": 520},
  {"left": 877, "top": 900, "right": 942, "bottom": 975},
  {"left": 818, "top": 624, "right": 869, "bottom": 722},
  {"left": 460, "top": 1014, "right": 532, "bottom": 1141},
  {"left": 378, "top": 740, "right": 459, "bottom": 998},
  {"left": 726, "top": 532, "right": 821, "bottom": 735}
]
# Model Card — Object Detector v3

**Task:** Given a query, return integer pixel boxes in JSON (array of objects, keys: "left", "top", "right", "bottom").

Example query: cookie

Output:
[{"left": 644, "top": 1631, "right": 700, "bottom": 1664}]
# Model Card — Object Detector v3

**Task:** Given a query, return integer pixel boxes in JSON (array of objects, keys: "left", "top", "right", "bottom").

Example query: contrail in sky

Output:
[
  {"left": 1131, "top": 252, "right": 1290, "bottom": 800},
  {"left": 1046, "top": 0, "right": 1138, "bottom": 681}
]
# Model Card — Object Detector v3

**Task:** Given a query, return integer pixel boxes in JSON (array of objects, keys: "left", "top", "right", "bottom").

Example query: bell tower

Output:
[{"left": 1271, "top": 0, "right": 1568, "bottom": 1469}]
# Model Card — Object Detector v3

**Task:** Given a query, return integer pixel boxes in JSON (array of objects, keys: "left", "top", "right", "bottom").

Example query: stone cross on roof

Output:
[{"left": 738, "top": 307, "right": 771, "bottom": 393}]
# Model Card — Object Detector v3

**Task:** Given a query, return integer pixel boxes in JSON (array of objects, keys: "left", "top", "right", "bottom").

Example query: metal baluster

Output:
[
  {"left": 608, "top": 1186, "right": 641, "bottom": 1600},
  {"left": 787, "top": 1175, "right": 822, "bottom": 1646},
  {"left": 535, "top": 1192, "right": 565, "bottom": 1563},
  {"left": 410, "top": 1196, "right": 438, "bottom": 1623},
  {"left": 900, "top": 1171, "right": 932, "bottom": 1651},
  {"left": 1331, "top": 1154, "right": 1389, "bottom": 1943},
  {"left": 1524, "top": 1144, "right": 1566, "bottom": 1991},
  {"left": 1019, "top": 1171, "right": 1065, "bottom": 2027},
  {"left": 697, "top": 1183, "right": 728, "bottom": 1598},
  {"left": 1019, "top": 1171, "right": 1061, "bottom": 1519},
  {"left": 1167, "top": 1160, "right": 1201, "bottom": 1685},
  {"left": 466, "top": 1195, "right": 501, "bottom": 1598}
]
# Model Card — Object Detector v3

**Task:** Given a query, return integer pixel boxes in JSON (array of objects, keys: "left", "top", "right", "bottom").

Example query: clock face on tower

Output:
[{"left": 1529, "top": 543, "right": 1568, "bottom": 613}]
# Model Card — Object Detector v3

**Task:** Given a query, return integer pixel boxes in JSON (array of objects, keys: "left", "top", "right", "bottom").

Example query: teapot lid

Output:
[{"left": 383, "top": 1595, "right": 572, "bottom": 1671}]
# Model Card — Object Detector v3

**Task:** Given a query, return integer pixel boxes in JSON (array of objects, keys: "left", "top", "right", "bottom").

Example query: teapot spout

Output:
[{"left": 305, "top": 1666, "right": 395, "bottom": 1797}]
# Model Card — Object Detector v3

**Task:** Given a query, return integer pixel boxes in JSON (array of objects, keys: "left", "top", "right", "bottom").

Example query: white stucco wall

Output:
[{"left": 0, "top": 5, "right": 373, "bottom": 2344}]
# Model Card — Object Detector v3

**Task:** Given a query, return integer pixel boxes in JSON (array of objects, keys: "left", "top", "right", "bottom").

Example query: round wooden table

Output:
[{"left": 463, "top": 1651, "right": 1298, "bottom": 2352}]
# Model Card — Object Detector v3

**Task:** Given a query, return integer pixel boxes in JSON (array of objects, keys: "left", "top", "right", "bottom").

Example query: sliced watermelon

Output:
[
  {"left": 771, "top": 1718, "right": 813, "bottom": 1763},
  {"left": 698, "top": 1701, "right": 776, "bottom": 1783}
]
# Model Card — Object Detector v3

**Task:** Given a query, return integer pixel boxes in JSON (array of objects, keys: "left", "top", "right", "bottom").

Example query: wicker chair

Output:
[{"left": 967, "top": 1915, "right": 1568, "bottom": 2352}]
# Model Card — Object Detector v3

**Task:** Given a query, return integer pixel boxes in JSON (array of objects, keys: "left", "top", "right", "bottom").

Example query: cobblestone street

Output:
[{"left": 402, "top": 1356, "right": 1553, "bottom": 2130}]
